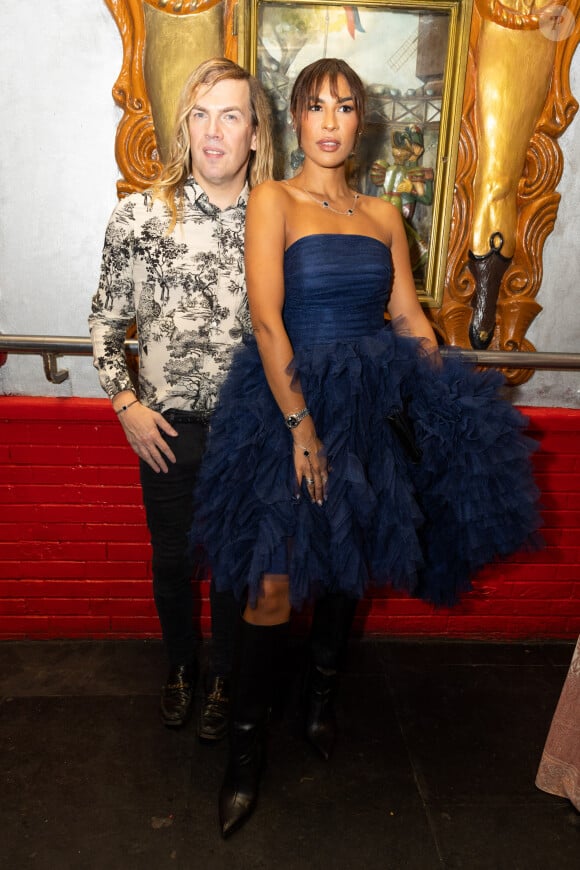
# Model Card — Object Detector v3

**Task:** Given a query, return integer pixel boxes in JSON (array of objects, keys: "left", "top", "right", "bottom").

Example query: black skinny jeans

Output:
[{"left": 139, "top": 415, "right": 237, "bottom": 673}]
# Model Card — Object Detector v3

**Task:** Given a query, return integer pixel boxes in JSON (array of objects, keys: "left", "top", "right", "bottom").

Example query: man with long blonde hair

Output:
[{"left": 90, "top": 58, "right": 273, "bottom": 737}]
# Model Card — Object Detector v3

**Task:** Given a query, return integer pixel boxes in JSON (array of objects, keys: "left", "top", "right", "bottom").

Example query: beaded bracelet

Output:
[{"left": 116, "top": 398, "right": 139, "bottom": 415}]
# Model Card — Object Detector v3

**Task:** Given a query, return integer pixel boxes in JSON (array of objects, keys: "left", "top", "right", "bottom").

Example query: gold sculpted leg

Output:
[{"left": 468, "top": 1, "right": 558, "bottom": 348}]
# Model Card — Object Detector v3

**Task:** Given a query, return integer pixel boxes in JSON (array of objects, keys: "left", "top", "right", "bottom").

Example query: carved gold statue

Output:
[
  {"left": 468, "top": 0, "right": 561, "bottom": 349},
  {"left": 142, "top": 0, "right": 224, "bottom": 161}
]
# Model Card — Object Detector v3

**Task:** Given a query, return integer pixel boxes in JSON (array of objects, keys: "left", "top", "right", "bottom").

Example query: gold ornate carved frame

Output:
[{"left": 105, "top": 0, "right": 580, "bottom": 383}]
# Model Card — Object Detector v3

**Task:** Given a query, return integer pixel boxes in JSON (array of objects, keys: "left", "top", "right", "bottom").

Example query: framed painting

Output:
[{"left": 247, "top": 0, "right": 473, "bottom": 305}]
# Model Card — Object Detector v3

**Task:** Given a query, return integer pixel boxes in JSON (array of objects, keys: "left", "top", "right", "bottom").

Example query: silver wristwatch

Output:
[{"left": 285, "top": 407, "right": 311, "bottom": 429}]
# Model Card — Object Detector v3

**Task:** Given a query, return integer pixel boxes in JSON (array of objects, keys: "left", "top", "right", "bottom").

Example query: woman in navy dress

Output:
[{"left": 195, "top": 58, "right": 540, "bottom": 837}]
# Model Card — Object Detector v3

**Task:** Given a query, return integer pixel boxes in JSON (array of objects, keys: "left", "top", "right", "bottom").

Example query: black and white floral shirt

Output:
[{"left": 89, "top": 178, "right": 251, "bottom": 421}]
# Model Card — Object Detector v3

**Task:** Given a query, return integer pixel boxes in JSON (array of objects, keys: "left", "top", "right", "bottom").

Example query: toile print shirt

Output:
[{"left": 89, "top": 178, "right": 252, "bottom": 421}]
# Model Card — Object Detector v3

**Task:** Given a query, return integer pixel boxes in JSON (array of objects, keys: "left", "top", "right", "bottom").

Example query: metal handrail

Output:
[
  {"left": 0, "top": 335, "right": 137, "bottom": 385},
  {"left": 1, "top": 334, "right": 580, "bottom": 384}
]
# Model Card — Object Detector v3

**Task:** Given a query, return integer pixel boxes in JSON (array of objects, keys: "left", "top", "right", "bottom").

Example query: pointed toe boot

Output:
[
  {"left": 217, "top": 619, "right": 289, "bottom": 837},
  {"left": 219, "top": 721, "right": 264, "bottom": 838}
]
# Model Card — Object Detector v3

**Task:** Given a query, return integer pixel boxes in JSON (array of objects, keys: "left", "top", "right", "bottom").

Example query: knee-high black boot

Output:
[
  {"left": 219, "top": 618, "right": 289, "bottom": 838},
  {"left": 305, "top": 592, "right": 357, "bottom": 761}
]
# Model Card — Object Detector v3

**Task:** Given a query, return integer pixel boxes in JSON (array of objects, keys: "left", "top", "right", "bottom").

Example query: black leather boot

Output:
[
  {"left": 304, "top": 593, "right": 357, "bottom": 760},
  {"left": 219, "top": 619, "right": 289, "bottom": 839},
  {"left": 198, "top": 675, "right": 230, "bottom": 743},
  {"left": 468, "top": 232, "right": 511, "bottom": 350},
  {"left": 198, "top": 581, "right": 238, "bottom": 743},
  {"left": 304, "top": 663, "right": 339, "bottom": 761},
  {"left": 160, "top": 662, "right": 197, "bottom": 728}
]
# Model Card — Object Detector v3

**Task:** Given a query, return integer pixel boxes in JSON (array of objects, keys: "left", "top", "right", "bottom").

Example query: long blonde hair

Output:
[{"left": 154, "top": 58, "right": 274, "bottom": 229}]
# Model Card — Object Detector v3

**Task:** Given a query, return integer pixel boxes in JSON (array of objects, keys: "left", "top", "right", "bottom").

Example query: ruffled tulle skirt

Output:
[{"left": 193, "top": 326, "right": 541, "bottom": 609}]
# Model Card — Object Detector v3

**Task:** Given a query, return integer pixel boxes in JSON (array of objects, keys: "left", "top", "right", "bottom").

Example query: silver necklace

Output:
[{"left": 301, "top": 187, "right": 360, "bottom": 216}]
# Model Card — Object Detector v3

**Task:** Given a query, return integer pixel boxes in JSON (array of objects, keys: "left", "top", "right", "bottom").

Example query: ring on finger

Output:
[{"left": 305, "top": 477, "right": 314, "bottom": 485}]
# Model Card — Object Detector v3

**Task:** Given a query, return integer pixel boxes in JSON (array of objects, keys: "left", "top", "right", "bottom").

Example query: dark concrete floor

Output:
[{"left": 1, "top": 638, "right": 578, "bottom": 870}]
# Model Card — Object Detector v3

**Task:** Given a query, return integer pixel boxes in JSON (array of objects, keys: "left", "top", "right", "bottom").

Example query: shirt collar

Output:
[{"left": 183, "top": 177, "right": 249, "bottom": 214}]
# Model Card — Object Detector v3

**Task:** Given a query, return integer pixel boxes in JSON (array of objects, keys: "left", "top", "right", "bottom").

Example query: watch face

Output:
[{"left": 285, "top": 408, "right": 309, "bottom": 428}]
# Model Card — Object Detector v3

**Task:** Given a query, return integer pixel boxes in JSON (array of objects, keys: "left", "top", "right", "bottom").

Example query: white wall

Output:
[
  {"left": 512, "top": 53, "right": 580, "bottom": 407},
  {"left": 0, "top": 2, "right": 121, "bottom": 398},
  {"left": 0, "top": 3, "right": 579, "bottom": 406}
]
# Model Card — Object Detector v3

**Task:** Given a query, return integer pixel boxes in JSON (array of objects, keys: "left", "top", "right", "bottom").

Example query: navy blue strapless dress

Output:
[{"left": 194, "top": 234, "right": 540, "bottom": 608}]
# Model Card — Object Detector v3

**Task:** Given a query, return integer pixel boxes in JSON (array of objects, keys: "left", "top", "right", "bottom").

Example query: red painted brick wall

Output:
[{"left": 1, "top": 397, "right": 579, "bottom": 640}]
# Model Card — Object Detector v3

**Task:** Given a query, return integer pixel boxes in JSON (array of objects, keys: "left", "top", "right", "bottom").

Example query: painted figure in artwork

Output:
[{"left": 370, "top": 124, "right": 434, "bottom": 275}]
